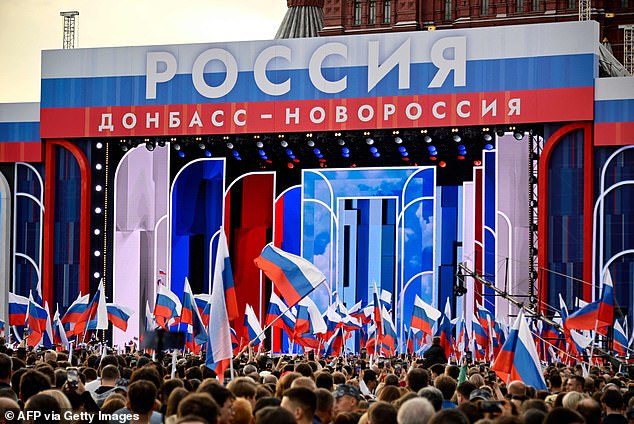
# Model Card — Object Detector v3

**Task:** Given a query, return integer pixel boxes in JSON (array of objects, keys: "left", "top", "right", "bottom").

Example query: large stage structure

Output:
[{"left": 0, "top": 20, "right": 632, "bottom": 351}]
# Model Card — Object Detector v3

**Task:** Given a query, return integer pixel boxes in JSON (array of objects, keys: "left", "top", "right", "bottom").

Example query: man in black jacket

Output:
[{"left": 423, "top": 336, "right": 447, "bottom": 369}]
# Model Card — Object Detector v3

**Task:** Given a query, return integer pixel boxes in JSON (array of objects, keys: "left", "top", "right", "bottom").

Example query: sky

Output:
[{"left": 0, "top": 0, "right": 288, "bottom": 103}]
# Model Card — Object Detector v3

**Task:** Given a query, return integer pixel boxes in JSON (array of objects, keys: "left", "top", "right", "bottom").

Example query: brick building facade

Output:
[{"left": 320, "top": 0, "right": 633, "bottom": 64}]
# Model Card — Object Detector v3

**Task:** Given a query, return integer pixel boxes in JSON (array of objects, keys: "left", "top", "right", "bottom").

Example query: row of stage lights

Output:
[{"left": 114, "top": 126, "right": 532, "bottom": 168}]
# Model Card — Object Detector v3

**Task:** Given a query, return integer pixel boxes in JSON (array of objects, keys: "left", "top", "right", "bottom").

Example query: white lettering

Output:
[
  {"left": 358, "top": 105, "right": 374, "bottom": 122},
  {"left": 189, "top": 111, "right": 203, "bottom": 127},
  {"left": 405, "top": 102, "right": 422, "bottom": 120},
  {"left": 122, "top": 113, "right": 137, "bottom": 129},
  {"left": 335, "top": 106, "right": 348, "bottom": 123},
  {"left": 146, "top": 112, "right": 160, "bottom": 128},
  {"left": 234, "top": 109, "right": 246, "bottom": 126},
  {"left": 432, "top": 101, "right": 446, "bottom": 119},
  {"left": 309, "top": 43, "right": 347, "bottom": 94},
  {"left": 368, "top": 39, "right": 411, "bottom": 92},
  {"left": 508, "top": 98, "right": 521, "bottom": 115},
  {"left": 310, "top": 107, "right": 326, "bottom": 124},
  {"left": 211, "top": 110, "right": 224, "bottom": 127},
  {"left": 286, "top": 108, "right": 300, "bottom": 124},
  {"left": 192, "top": 48, "right": 238, "bottom": 98},
  {"left": 254, "top": 46, "right": 291, "bottom": 96},
  {"left": 384, "top": 104, "right": 396, "bottom": 120},
  {"left": 429, "top": 36, "right": 467, "bottom": 88},
  {"left": 98, "top": 114, "right": 114, "bottom": 132},
  {"left": 146, "top": 52, "right": 177, "bottom": 99},
  {"left": 457, "top": 100, "right": 470, "bottom": 118},
  {"left": 169, "top": 111, "right": 181, "bottom": 128},
  {"left": 482, "top": 99, "right": 497, "bottom": 117}
]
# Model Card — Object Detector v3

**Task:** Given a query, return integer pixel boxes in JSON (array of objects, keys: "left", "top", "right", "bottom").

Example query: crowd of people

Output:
[{"left": 0, "top": 335, "right": 632, "bottom": 424}]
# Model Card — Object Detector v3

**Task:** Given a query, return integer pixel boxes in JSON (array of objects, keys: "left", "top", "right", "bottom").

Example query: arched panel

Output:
[{"left": 0, "top": 170, "right": 11, "bottom": 321}]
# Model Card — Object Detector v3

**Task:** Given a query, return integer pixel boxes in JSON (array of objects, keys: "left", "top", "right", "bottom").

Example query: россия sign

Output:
[{"left": 40, "top": 21, "right": 598, "bottom": 138}]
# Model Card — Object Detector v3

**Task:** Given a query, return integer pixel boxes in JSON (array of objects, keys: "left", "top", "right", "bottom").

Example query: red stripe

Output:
[
  {"left": 109, "top": 315, "right": 128, "bottom": 331},
  {"left": 40, "top": 88, "right": 593, "bottom": 138},
  {"left": 594, "top": 122, "right": 634, "bottom": 146},
  {"left": 0, "top": 142, "right": 42, "bottom": 162}
]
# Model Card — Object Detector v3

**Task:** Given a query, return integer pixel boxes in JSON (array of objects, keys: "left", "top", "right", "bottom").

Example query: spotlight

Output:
[
  {"left": 93, "top": 272, "right": 100, "bottom": 279},
  {"left": 483, "top": 133, "right": 492, "bottom": 142},
  {"left": 424, "top": 135, "right": 432, "bottom": 143},
  {"left": 198, "top": 142, "right": 206, "bottom": 150},
  {"left": 95, "top": 185, "right": 102, "bottom": 192},
  {"left": 157, "top": 138, "right": 166, "bottom": 147},
  {"left": 96, "top": 142, "right": 103, "bottom": 149},
  {"left": 365, "top": 138, "right": 374, "bottom": 145},
  {"left": 453, "top": 134, "right": 461, "bottom": 142},
  {"left": 146, "top": 140, "right": 156, "bottom": 151},
  {"left": 496, "top": 128, "right": 505, "bottom": 137},
  {"left": 94, "top": 228, "right": 101, "bottom": 235},
  {"left": 394, "top": 136, "right": 403, "bottom": 144},
  {"left": 281, "top": 140, "right": 288, "bottom": 148},
  {"left": 205, "top": 151, "right": 212, "bottom": 157},
  {"left": 178, "top": 151, "right": 185, "bottom": 158},
  {"left": 173, "top": 143, "right": 181, "bottom": 151},
  {"left": 474, "top": 160, "right": 482, "bottom": 166},
  {"left": 307, "top": 140, "right": 315, "bottom": 147},
  {"left": 256, "top": 141, "right": 264, "bottom": 148},
  {"left": 485, "top": 144, "right": 494, "bottom": 150},
  {"left": 342, "top": 147, "right": 350, "bottom": 158},
  {"left": 95, "top": 163, "right": 103, "bottom": 170},
  {"left": 369, "top": 146, "right": 378, "bottom": 154},
  {"left": 95, "top": 207, "right": 102, "bottom": 214},
  {"left": 94, "top": 250, "right": 101, "bottom": 257},
  {"left": 226, "top": 142, "right": 234, "bottom": 149},
  {"left": 513, "top": 130, "right": 525, "bottom": 140},
  {"left": 338, "top": 139, "right": 346, "bottom": 146},
  {"left": 439, "top": 161, "right": 447, "bottom": 168},
  {"left": 313, "top": 148, "right": 321, "bottom": 155}
]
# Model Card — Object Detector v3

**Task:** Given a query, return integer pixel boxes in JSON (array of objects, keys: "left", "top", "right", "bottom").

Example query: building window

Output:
[
  {"left": 568, "top": 0, "right": 575, "bottom": 8},
  {"left": 369, "top": 0, "right": 376, "bottom": 24},
  {"left": 354, "top": 0, "right": 362, "bottom": 25},
  {"left": 516, "top": 0, "right": 524, "bottom": 11},
  {"left": 444, "top": 0, "right": 452, "bottom": 20},
  {"left": 481, "top": 0, "right": 489, "bottom": 15},
  {"left": 532, "top": 0, "right": 539, "bottom": 10},
  {"left": 384, "top": 0, "right": 391, "bottom": 23}
]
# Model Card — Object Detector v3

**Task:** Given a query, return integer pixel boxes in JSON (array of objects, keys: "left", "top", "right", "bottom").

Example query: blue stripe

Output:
[
  {"left": 41, "top": 55, "right": 595, "bottom": 108},
  {"left": 595, "top": 99, "right": 634, "bottom": 123},
  {"left": 0, "top": 122, "right": 40, "bottom": 142},
  {"left": 261, "top": 246, "right": 314, "bottom": 298}
]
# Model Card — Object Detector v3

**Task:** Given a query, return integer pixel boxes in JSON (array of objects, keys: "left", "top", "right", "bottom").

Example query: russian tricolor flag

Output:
[
  {"left": 254, "top": 244, "right": 326, "bottom": 307},
  {"left": 411, "top": 295, "right": 441, "bottom": 337},
  {"left": 372, "top": 282, "right": 383, "bottom": 339},
  {"left": 52, "top": 306, "right": 69, "bottom": 348},
  {"left": 266, "top": 291, "right": 296, "bottom": 336},
  {"left": 435, "top": 298, "right": 454, "bottom": 357},
  {"left": 0, "top": 319, "right": 4, "bottom": 335},
  {"left": 8, "top": 292, "right": 29, "bottom": 326},
  {"left": 472, "top": 313, "right": 488, "bottom": 348},
  {"left": 106, "top": 303, "right": 135, "bottom": 331},
  {"left": 295, "top": 296, "right": 326, "bottom": 336},
  {"left": 27, "top": 292, "right": 48, "bottom": 347},
  {"left": 61, "top": 292, "right": 90, "bottom": 324},
  {"left": 194, "top": 294, "right": 212, "bottom": 327},
  {"left": 565, "top": 270, "right": 614, "bottom": 331},
  {"left": 154, "top": 283, "right": 182, "bottom": 329},
  {"left": 613, "top": 319, "right": 628, "bottom": 356},
  {"left": 491, "top": 309, "right": 547, "bottom": 390},
  {"left": 243, "top": 304, "right": 265, "bottom": 345},
  {"left": 214, "top": 230, "right": 239, "bottom": 321}
]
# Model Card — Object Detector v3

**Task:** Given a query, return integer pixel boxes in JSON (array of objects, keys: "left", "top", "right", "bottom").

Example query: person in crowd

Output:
[
  {"left": 367, "top": 400, "right": 398, "bottom": 424},
  {"left": 281, "top": 387, "right": 317, "bottom": 424},
  {"left": 333, "top": 384, "right": 362, "bottom": 416},
  {"left": 398, "top": 397, "right": 436, "bottom": 424},
  {"left": 315, "top": 388, "right": 335, "bottom": 424},
  {"left": 0, "top": 354, "right": 12, "bottom": 390},
  {"left": 424, "top": 338, "right": 448, "bottom": 370},
  {"left": 566, "top": 376, "right": 585, "bottom": 393},
  {"left": 602, "top": 387, "right": 628, "bottom": 424},
  {"left": 435, "top": 374, "right": 458, "bottom": 409}
]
